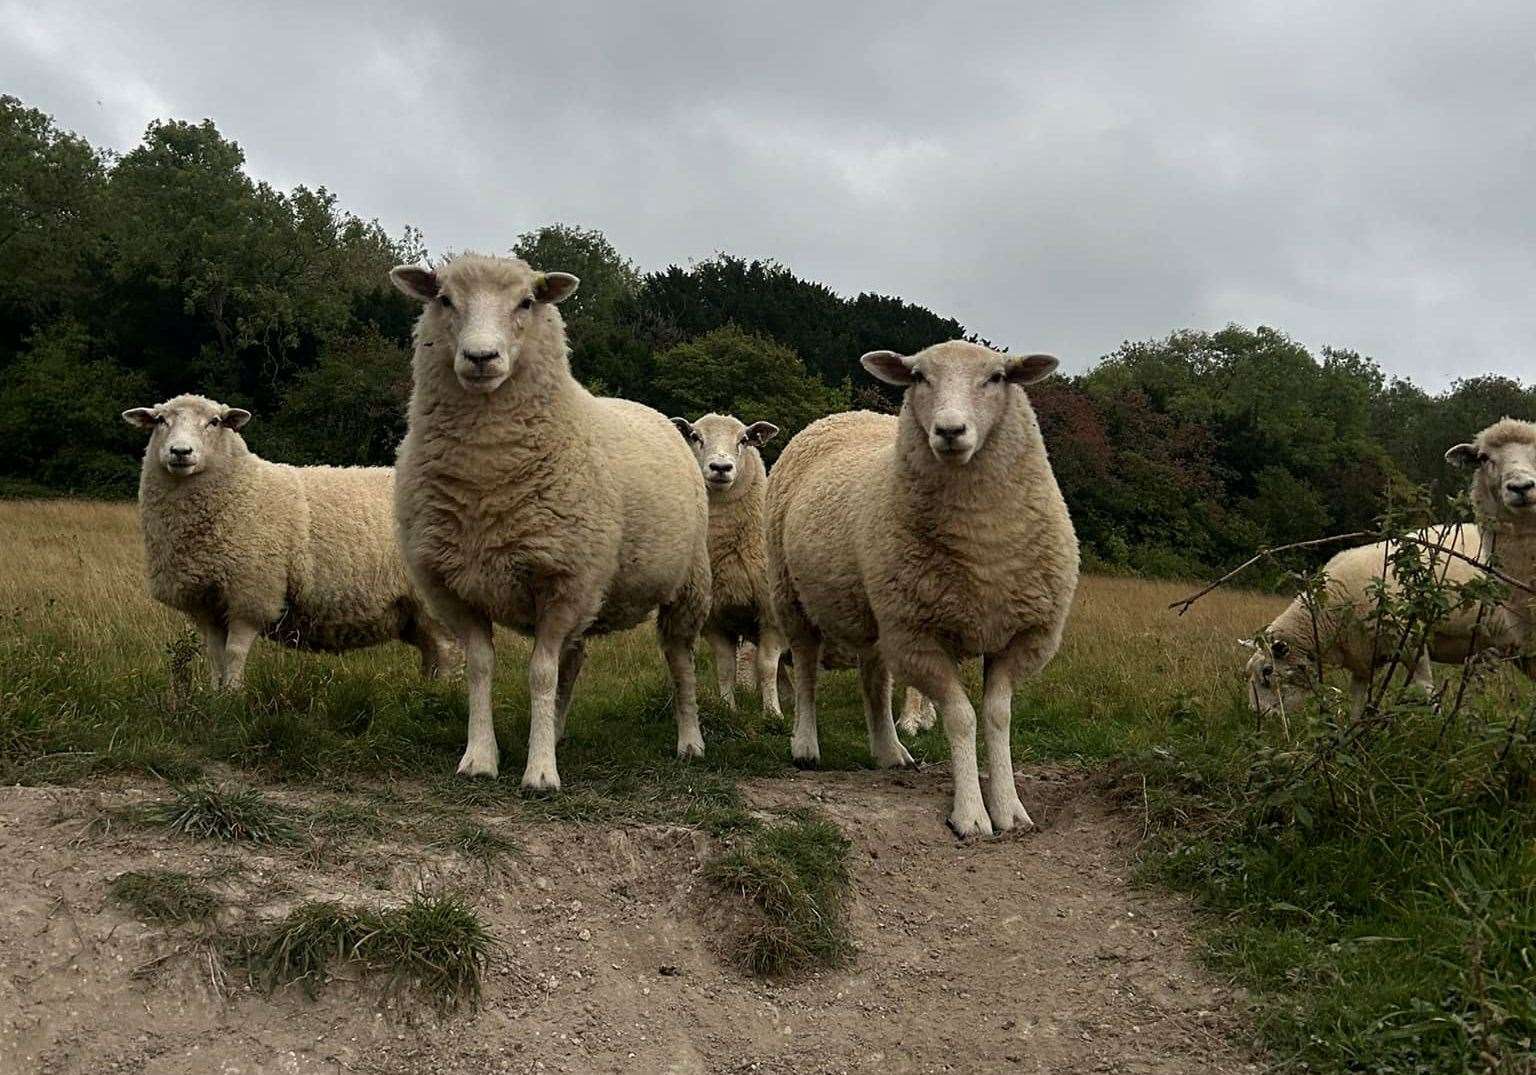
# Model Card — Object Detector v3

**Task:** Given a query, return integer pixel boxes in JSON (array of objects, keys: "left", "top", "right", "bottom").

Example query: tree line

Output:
[{"left": 2, "top": 94, "right": 1531, "bottom": 577}]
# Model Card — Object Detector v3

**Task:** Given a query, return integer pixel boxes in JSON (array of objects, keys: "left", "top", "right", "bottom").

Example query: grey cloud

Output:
[{"left": 3, "top": 0, "right": 1533, "bottom": 386}]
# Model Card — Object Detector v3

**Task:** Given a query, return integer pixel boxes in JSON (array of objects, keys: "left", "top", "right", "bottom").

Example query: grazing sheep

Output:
[
  {"left": 1447, "top": 418, "right": 1536, "bottom": 666},
  {"left": 1242, "top": 525, "right": 1508, "bottom": 718},
  {"left": 766, "top": 341, "right": 1079, "bottom": 837},
  {"left": 123, "top": 395, "right": 457, "bottom": 689},
  {"left": 670, "top": 412, "right": 787, "bottom": 716},
  {"left": 390, "top": 254, "right": 712, "bottom": 787}
]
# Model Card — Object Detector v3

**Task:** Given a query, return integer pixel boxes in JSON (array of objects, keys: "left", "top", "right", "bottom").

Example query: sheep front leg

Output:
[
  {"left": 859, "top": 655, "right": 914, "bottom": 768},
  {"left": 523, "top": 627, "right": 567, "bottom": 790},
  {"left": 980, "top": 657, "right": 1033, "bottom": 832},
  {"left": 706, "top": 628, "right": 737, "bottom": 711},
  {"left": 756, "top": 628, "right": 786, "bottom": 719},
  {"left": 736, "top": 641, "right": 759, "bottom": 692},
  {"left": 220, "top": 619, "right": 260, "bottom": 692},
  {"left": 788, "top": 637, "right": 823, "bottom": 766},
  {"left": 193, "top": 613, "right": 228, "bottom": 690},
  {"left": 456, "top": 619, "right": 499, "bottom": 778},
  {"left": 661, "top": 638, "right": 705, "bottom": 759},
  {"left": 904, "top": 647, "right": 989, "bottom": 837}
]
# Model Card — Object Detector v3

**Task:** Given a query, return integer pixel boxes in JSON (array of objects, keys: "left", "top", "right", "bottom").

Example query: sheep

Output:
[
  {"left": 1246, "top": 417, "right": 1536, "bottom": 718},
  {"left": 765, "top": 340, "right": 1079, "bottom": 837},
  {"left": 669, "top": 412, "right": 787, "bottom": 716},
  {"left": 122, "top": 394, "right": 457, "bottom": 689},
  {"left": 1242, "top": 525, "right": 1511, "bottom": 718},
  {"left": 390, "top": 254, "right": 712, "bottom": 788},
  {"left": 1446, "top": 418, "right": 1536, "bottom": 667}
]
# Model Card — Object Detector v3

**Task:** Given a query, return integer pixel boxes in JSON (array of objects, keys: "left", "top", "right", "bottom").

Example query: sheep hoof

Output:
[
  {"left": 946, "top": 809, "right": 994, "bottom": 840},
  {"left": 520, "top": 764, "right": 562, "bottom": 792},
  {"left": 791, "top": 754, "right": 820, "bottom": 770},
  {"left": 456, "top": 748, "right": 500, "bottom": 779},
  {"left": 676, "top": 739, "right": 705, "bottom": 761},
  {"left": 987, "top": 797, "right": 1036, "bottom": 833}
]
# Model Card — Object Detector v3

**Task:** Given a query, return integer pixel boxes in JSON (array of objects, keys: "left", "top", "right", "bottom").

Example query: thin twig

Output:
[{"left": 1168, "top": 530, "right": 1536, "bottom": 614}]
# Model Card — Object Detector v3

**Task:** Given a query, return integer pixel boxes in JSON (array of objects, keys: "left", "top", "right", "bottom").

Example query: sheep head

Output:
[
  {"left": 122, "top": 395, "right": 252, "bottom": 478},
  {"left": 861, "top": 341, "right": 1056, "bottom": 466},
  {"left": 1446, "top": 418, "right": 1536, "bottom": 522},
  {"left": 1239, "top": 635, "right": 1312, "bottom": 717},
  {"left": 670, "top": 413, "right": 778, "bottom": 494},
  {"left": 390, "top": 254, "right": 579, "bottom": 395}
]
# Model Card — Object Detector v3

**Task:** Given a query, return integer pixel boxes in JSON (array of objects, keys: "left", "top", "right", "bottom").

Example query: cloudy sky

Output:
[{"left": 4, "top": 0, "right": 1533, "bottom": 386}]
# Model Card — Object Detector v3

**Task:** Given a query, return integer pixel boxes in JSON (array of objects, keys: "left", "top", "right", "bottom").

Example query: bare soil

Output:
[{"left": 0, "top": 768, "right": 1258, "bottom": 1075}]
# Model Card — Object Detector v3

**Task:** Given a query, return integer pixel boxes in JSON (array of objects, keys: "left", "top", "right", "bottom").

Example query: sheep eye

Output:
[
  {"left": 207, "top": 417, "right": 221, "bottom": 428},
  {"left": 439, "top": 294, "right": 454, "bottom": 310},
  {"left": 910, "top": 370, "right": 926, "bottom": 385},
  {"left": 1478, "top": 452, "right": 1491, "bottom": 465},
  {"left": 987, "top": 371, "right": 1005, "bottom": 385},
  {"left": 518, "top": 296, "right": 534, "bottom": 311}
]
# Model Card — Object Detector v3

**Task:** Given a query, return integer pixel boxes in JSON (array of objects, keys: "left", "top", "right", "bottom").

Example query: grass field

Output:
[{"left": 3, "top": 499, "right": 1536, "bottom": 1071}]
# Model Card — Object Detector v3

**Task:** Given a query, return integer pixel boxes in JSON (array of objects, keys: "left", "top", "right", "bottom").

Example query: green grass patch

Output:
[
  {"left": 704, "top": 816, "right": 854, "bottom": 977},
  {"left": 433, "top": 820, "right": 518, "bottom": 872},
  {"left": 107, "top": 869, "right": 221, "bottom": 925},
  {"left": 231, "top": 891, "right": 497, "bottom": 1008},
  {"left": 137, "top": 784, "right": 299, "bottom": 844}
]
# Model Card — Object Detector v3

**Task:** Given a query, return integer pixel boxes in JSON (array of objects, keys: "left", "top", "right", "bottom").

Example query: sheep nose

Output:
[
  {"left": 462, "top": 347, "right": 500, "bottom": 365},
  {"left": 708, "top": 461, "right": 734, "bottom": 475},
  {"left": 1507, "top": 478, "right": 1535, "bottom": 495},
  {"left": 169, "top": 446, "right": 193, "bottom": 458},
  {"left": 933, "top": 422, "right": 969, "bottom": 442}
]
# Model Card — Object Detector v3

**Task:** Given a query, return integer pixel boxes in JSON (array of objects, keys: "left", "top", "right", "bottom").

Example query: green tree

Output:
[
  {"left": 0, "top": 320, "right": 149, "bottom": 496},
  {"left": 652, "top": 325, "right": 849, "bottom": 459},
  {"left": 255, "top": 329, "right": 412, "bottom": 467}
]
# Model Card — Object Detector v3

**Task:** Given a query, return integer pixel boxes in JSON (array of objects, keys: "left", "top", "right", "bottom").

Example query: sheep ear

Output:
[
  {"left": 122, "top": 407, "right": 158, "bottom": 429},
  {"left": 742, "top": 421, "right": 779, "bottom": 447},
  {"left": 670, "top": 417, "right": 699, "bottom": 443},
  {"left": 390, "top": 264, "right": 439, "bottom": 301},
  {"left": 534, "top": 272, "right": 580, "bottom": 305},
  {"left": 861, "top": 350, "right": 915, "bottom": 386},
  {"left": 1005, "top": 353, "right": 1059, "bottom": 385},
  {"left": 221, "top": 408, "right": 253, "bottom": 430},
  {"left": 1445, "top": 442, "right": 1480, "bottom": 469}
]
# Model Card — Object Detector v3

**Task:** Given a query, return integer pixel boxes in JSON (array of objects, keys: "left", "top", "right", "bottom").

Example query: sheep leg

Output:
[
  {"left": 756, "top": 628, "right": 786, "bottom": 719},
  {"left": 411, "top": 621, "right": 460, "bottom": 681},
  {"left": 1349, "top": 676, "right": 1370, "bottom": 719},
  {"left": 1410, "top": 648, "right": 1433, "bottom": 698},
  {"left": 553, "top": 640, "right": 586, "bottom": 743},
  {"left": 902, "top": 646, "right": 990, "bottom": 837},
  {"left": 524, "top": 613, "right": 582, "bottom": 790},
  {"left": 897, "top": 687, "right": 937, "bottom": 736},
  {"left": 777, "top": 660, "right": 794, "bottom": 718},
  {"left": 220, "top": 619, "right": 260, "bottom": 692},
  {"left": 706, "top": 628, "right": 737, "bottom": 711},
  {"left": 737, "top": 641, "right": 759, "bottom": 692},
  {"left": 789, "top": 637, "right": 824, "bottom": 766},
  {"left": 859, "top": 654, "right": 914, "bottom": 768},
  {"left": 193, "top": 614, "right": 228, "bottom": 690},
  {"left": 980, "top": 657, "right": 1033, "bottom": 832},
  {"left": 660, "top": 637, "right": 705, "bottom": 759}
]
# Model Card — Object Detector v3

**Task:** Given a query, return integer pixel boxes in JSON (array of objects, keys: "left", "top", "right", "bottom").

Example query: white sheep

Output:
[
  {"left": 1447, "top": 417, "right": 1536, "bottom": 667},
  {"left": 670, "top": 412, "right": 787, "bottom": 716},
  {"left": 122, "top": 394, "right": 457, "bottom": 688},
  {"left": 1242, "top": 525, "right": 1510, "bottom": 717},
  {"left": 765, "top": 341, "right": 1080, "bottom": 837},
  {"left": 1247, "top": 417, "right": 1536, "bottom": 717},
  {"left": 390, "top": 254, "right": 712, "bottom": 787}
]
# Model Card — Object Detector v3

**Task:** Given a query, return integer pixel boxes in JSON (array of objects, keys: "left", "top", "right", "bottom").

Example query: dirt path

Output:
[{"left": 0, "top": 769, "right": 1256, "bottom": 1074}]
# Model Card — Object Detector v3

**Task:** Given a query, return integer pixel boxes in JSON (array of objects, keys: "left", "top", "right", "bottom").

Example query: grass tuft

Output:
[
  {"left": 107, "top": 869, "right": 221, "bottom": 925},
  {"left": 705, "top": 816, "right": 853, "bottom": 978},
  {"left": 139, "top": 784, "right": 298, "bottom": 844},
  {"left": 232, "top": 891, "right": 497, "bottom": 1007},
  {"left": 434, "top": 820, "right": 518, "bottom": 873}
]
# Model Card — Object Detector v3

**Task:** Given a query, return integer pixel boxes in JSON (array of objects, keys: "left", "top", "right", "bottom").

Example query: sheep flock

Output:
[{"left": 119, "top": 251, "right": 1536, "bottom": 837}]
